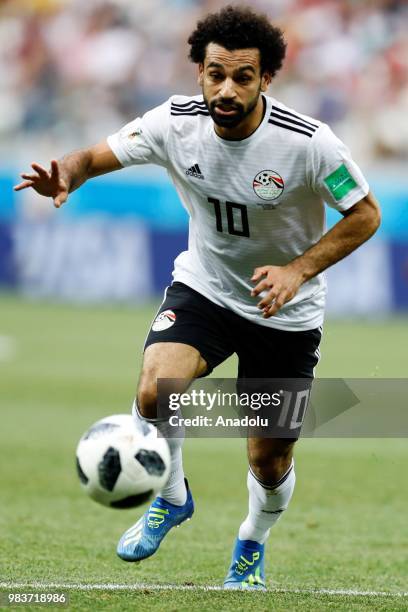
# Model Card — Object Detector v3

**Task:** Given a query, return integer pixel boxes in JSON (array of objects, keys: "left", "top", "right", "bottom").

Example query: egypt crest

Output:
[
  {"left": 152, "top": 309, "right": 176, "bottom": 332},
  {"left": 253, "top": 170, "right": 284, "bottom": 208}
]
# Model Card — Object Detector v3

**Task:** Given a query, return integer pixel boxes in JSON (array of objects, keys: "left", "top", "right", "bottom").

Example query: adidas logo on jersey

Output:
[{"left": 186, "top": 164, "right": 205, "bottom": 180}]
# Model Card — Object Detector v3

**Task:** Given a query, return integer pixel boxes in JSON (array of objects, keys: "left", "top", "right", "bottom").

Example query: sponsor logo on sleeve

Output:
[
  {"left": 128, "top": 127, "right": 143, "bottom": 140},
  {"left": 324, "top": 164, "right": 357, "bottom": 201}
]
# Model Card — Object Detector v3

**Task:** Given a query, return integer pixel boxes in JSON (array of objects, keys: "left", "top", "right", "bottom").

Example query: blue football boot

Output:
[
  {"left": 223, "top": 538, "right": 266, "bottom": 590},
  {"left": 117, "top": 479, "right": 194, "bottom": 562}
]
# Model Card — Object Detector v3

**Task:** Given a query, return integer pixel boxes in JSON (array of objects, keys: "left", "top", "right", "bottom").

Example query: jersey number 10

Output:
[{"left": 208, "top": 198, "right": 250, "bottom": 238}]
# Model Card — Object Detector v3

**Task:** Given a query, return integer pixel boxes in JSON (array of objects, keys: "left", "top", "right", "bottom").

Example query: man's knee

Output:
[
  {"left": 137, "top": 362, "right": 193, "bottom": 419},
  {"left": 136, "top": 342, "right": 208, "bottom": 420},
  {"left": 248, "top": 438, "right": 296, "bottom": 485},
  {"left": 137, "top": 366, "right": 159, "bottom": 419}
]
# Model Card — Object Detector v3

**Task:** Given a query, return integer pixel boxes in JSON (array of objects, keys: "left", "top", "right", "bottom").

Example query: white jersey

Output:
[{"left": 107, "top": 94, "right": 369, "bottom": 331}]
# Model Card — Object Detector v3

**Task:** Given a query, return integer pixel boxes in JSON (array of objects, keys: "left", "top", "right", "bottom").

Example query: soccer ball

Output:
[{"left": 76, "top": 414, "right": 170, "bottom": 509}]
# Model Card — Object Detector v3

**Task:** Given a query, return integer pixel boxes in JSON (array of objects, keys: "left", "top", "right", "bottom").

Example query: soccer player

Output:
[{"left": 15, "top": 6, "right": 380, "bottom": 590}]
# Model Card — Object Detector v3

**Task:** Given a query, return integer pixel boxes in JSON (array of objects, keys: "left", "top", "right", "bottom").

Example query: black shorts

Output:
[{"left": 144, "top": 282, "right": 321, "bottom": 378}]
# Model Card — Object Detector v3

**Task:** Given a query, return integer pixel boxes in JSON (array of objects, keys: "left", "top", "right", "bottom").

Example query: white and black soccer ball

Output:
[{"left": 76, "top": 414, "right": 170, "bottom": 509}]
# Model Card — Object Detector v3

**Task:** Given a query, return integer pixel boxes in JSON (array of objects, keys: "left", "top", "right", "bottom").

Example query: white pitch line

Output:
[{"left": 0, "top": 583, "right": 407, "bottom": 598}]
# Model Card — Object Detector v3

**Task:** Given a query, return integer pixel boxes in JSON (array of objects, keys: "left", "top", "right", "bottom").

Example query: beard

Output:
[{"left": 203, "top": 90, "right": 261, "bottom": 129}]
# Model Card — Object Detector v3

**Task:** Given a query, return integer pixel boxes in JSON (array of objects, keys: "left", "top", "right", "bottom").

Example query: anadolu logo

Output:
[
  {"left": 253, "top": 170, "right": 284, "bottom": 206},
  {"left": 152, "top": 310, "right": 176, "bottom": 332}
]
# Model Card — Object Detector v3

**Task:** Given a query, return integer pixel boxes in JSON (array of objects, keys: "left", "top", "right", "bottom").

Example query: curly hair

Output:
[{"left": 188, "top": 5, "right": 287, "bottom": 77}]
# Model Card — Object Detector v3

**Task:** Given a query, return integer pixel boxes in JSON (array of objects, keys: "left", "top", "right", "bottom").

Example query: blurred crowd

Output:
[{"left": 1, "top": 0, "right": 407, "bottom": 165}]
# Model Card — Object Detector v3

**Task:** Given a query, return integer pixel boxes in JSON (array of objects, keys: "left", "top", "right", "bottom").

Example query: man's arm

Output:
[
  {"left": 251, "top": 191, "right": 381, "bottom": 318},
  {"left": 14, "top": 141, "right": 122, "bottom": 208}
]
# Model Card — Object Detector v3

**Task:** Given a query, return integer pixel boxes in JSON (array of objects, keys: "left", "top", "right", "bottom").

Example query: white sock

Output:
[
  {"left": 159, "top": 442, "right": 186, "bottom": 506},
  {"left": 238, "top": 461, "right": 295, "bottom": 545},
  {"left": 132, "top": 400, "right": 187, "bottom": 506}
]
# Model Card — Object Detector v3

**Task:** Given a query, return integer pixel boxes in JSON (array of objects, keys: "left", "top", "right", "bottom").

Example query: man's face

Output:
[{"left": 198, "top": 43, "right": 271, "bottom": 129}]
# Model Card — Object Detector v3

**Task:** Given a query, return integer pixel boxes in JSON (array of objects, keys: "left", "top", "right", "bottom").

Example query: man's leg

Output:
[
  {"left": 239, "top": 438, "right": 296, "bottom": 544},
  {"left": 117, "top": 341, "right": 208, "bottom": 562},
  {"left": 224, "top": 438, "right": 296, "bottom": 590},
  {"left": 224, "top": 323, "right": 321, "bottom": 589},
  {"left": 117, "top": 281, "right": 233, "bottom": 563},
  {"left": 135, "top": 342, "right": 207, "bottom": 505}
]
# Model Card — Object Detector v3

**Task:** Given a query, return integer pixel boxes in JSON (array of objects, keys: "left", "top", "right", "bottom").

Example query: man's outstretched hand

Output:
[
  {"left": 251, "top": 264, "right": 305, "bottom": 318},
  {"left": 14, "top": 160, "right": 68, "bottom": 208}
]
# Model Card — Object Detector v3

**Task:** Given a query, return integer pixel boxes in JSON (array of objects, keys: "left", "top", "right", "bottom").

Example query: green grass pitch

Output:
[{"left": 0, "top": 295, "right": 407, "bottom": 610}]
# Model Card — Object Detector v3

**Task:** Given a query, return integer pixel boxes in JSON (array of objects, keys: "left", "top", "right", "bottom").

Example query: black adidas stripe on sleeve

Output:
[
  {"left": 171, "top": 110, "right": 210, "bottom": 117},
  {"left": 170, "top": 99, "right": 209, "bottom": 117},
  {"left": 170, "top": 99, "right": 207, "bottom": 109},
  {"left": 269, "top": 112, "right": 317, "bottom": 135},
  {"left": 271, "top": 105, "right": 318, "bottom": 129},
  {"left": 268, "top": 119, "right": 315, "bottom": 138}
]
